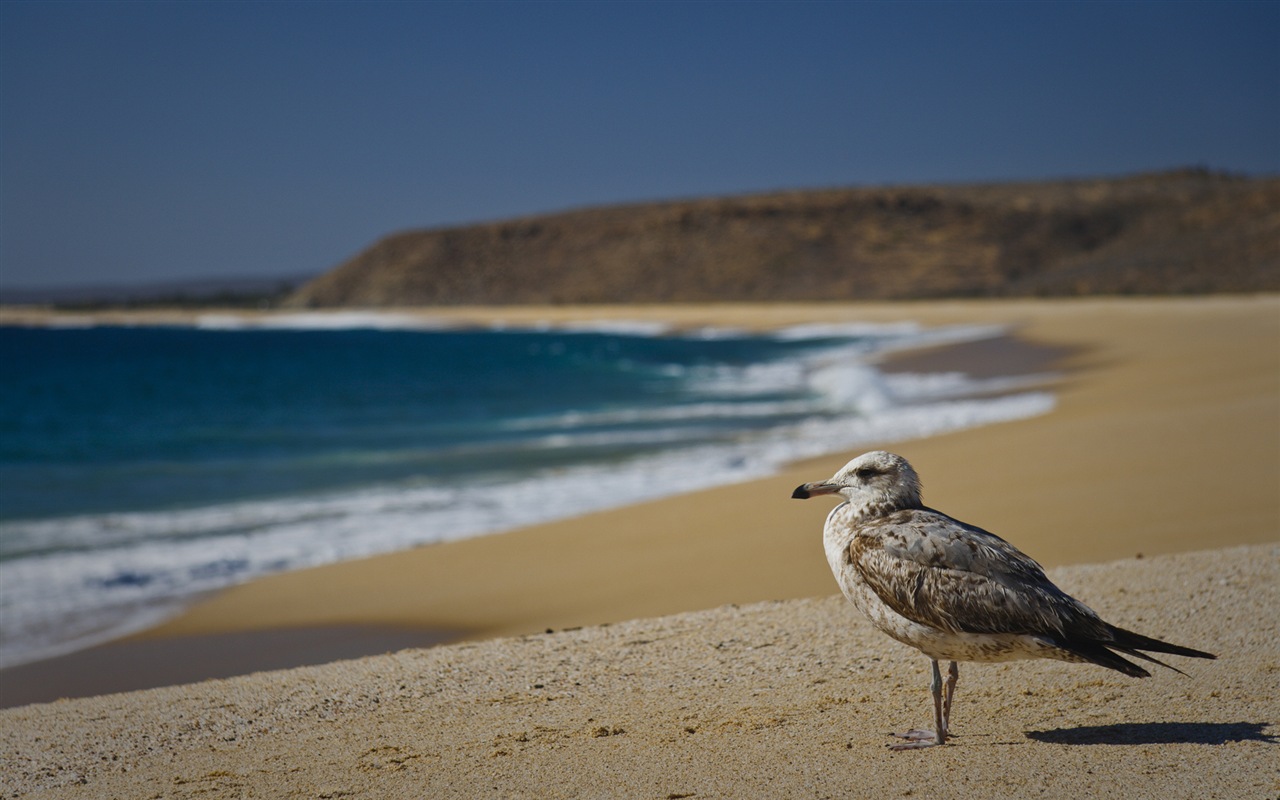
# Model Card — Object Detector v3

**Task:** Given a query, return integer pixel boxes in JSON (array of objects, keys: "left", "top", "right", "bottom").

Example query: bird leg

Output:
[
  {"left": 942, "top": 660, "right": 959, "bottom": 735},
  {"left": 889, "top": 659, "right": 950, "bottom": 750}
]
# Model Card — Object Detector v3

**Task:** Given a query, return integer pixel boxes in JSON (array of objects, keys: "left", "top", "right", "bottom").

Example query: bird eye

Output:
[{"left": 853, "top": 467, "right": 878, "bottom": 479}]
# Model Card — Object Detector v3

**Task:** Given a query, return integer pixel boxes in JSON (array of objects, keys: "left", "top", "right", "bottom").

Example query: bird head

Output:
[{"left": 791, "top": 451, "right": 922, "bottom": 511}]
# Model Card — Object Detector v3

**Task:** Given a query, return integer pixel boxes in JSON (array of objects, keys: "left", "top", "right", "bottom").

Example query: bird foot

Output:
[{"left": 888, "top": 729, "right": 944, "bottom": 750}]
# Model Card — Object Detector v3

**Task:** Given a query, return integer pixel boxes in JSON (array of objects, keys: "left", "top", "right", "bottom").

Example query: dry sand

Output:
[
  {"left": 1, "top": 296, "right": 1277, "bottom": 797},
  {"left": 2, "top": 545, "right": 1276, "bottom": 798}
]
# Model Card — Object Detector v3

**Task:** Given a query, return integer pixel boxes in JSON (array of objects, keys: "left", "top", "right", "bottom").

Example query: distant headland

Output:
[
  {"left": 5, "top": 169, "right": 1276, "bottom": 312},
  {"left": 286, "top": 168, "right": 1278, "bottom": 307}
]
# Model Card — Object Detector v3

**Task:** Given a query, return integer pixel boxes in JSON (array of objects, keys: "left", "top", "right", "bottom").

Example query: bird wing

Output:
[{"left": 849, "top": 508, "right": 1107, "bottom": 638}]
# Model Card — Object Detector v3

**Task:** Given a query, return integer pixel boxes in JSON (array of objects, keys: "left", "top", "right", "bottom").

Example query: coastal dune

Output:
[{"left": 1, "top": 295, "right": 1277, "bottom": 797}]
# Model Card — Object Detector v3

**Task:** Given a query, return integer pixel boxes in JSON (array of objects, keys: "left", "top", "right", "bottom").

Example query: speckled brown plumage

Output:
[{"left": 793, "top": 451, "right": 1215, "bottom": 750}]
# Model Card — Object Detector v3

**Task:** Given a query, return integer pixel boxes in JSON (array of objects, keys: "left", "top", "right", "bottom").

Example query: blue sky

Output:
[{"left": 1, "top": 0, "right": 1277, "bottom": 289}]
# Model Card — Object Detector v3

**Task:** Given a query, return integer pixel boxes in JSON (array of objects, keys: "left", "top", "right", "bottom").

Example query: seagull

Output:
[{"left": 792, "top": 451, "right": 1215, "bottom": 750}]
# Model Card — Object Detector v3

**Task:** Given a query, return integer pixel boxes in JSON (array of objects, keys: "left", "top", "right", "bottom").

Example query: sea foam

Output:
[{"left": 0, "top": 319, "right": 1055, "bottom": 668}]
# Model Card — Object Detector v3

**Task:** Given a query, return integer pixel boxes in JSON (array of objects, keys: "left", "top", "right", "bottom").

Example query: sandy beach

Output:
[
  {"left": 1, "top": 295, "right": 1277, "bottom": 797},
  {"left": 3, "top": 544, "right": 1276, "bottom": 798},
  {"left": 113, "top": 295, "right": 1280, "bottom": 637}
]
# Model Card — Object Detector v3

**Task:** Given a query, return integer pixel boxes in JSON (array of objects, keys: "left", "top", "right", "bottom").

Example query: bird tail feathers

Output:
[
  {"left": 1104, "top": 625, "right": 1216, "bottom": 676},
  {"left": 1107, "top": 625, "right": 1217, "bottom": 661},
  {"left": 1064, "top": 640, "right": 1152, "bottom": 677},
  {"left": 1058, "top": 626, "right": 1215, "bottom": 679}
]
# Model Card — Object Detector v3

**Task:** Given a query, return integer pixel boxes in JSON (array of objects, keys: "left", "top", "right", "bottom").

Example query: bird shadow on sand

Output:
[{"left": 1026, "top": 721, "right": 1277, "bottom": 746}]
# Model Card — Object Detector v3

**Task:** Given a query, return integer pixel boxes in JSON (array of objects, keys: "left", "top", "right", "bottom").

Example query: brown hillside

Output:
[{"left": 287, "top": 169, "right": 1279, "bottom": 307}]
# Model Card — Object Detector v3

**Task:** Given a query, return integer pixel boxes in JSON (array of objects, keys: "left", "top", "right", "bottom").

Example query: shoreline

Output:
[
  {"left": 0, "top": 317, "right": 1065, "bottom": 706},
  {"left": 2, "top": 292, "right": 1272, "bottom": 332},
  {"left": 1, "top": 295, "right": 1276, "bottom": 708}
]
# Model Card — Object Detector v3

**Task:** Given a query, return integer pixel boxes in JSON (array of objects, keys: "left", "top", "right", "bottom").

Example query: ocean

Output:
[{"left": 0, "top": 315, "right": 1054, "bottom": 668}]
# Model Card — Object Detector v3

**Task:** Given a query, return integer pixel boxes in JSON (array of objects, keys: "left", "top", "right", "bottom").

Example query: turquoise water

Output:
[
  {"left": 0, "top": 319, "right": 1053, "bottom": 666},
  {"left": 0, "top": 326, "right": 833, "bottom": 521}
]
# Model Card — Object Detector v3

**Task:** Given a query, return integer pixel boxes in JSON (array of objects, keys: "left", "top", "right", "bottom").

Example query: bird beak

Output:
[{"left": 792, "top": 481, "right": 838, "bottom": 500}]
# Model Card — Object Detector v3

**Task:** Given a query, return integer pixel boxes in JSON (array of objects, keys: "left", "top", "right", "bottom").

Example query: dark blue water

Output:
[{"left": 0, "top": 326, "right": 818, "bottom": 522}]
